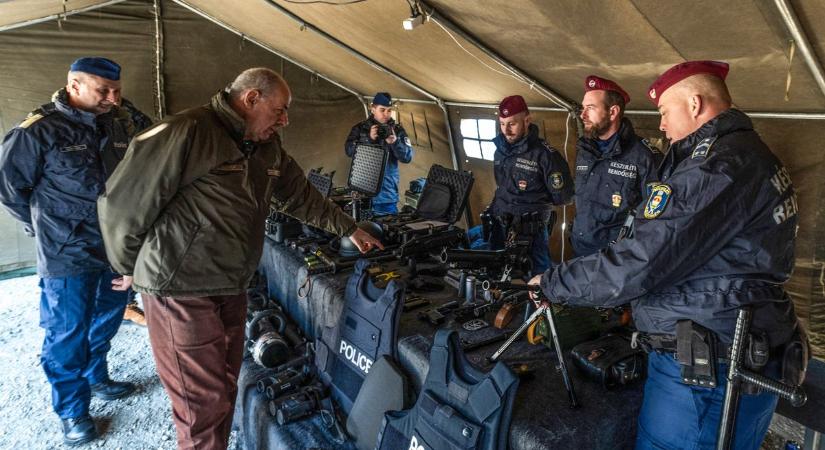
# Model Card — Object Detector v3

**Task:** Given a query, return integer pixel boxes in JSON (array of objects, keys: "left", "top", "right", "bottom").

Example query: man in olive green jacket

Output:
[{"left": 98, "top": 68, "right": 381, "bottom": 450}]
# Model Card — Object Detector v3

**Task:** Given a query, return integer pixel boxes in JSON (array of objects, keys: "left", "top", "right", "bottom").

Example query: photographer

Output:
[{"left": 344, "top": 92, "right": 413, "bottom": 215}]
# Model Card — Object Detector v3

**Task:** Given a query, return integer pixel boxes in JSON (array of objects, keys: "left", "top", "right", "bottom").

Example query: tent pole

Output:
[
  {"left": 153, "top": 0, "right": 166, "bottom": 119},
  {"left": 171, "top": 0, "right": 366, "bottom": 110},
  {"left": 420, "top": 0, "right": 576, "bottom": 111},
  {"left": 443, "top": 101, "right": 825, "bottom": 120},
  {"left": 774, "top": 0, "right": 825, "bottom": 101}
]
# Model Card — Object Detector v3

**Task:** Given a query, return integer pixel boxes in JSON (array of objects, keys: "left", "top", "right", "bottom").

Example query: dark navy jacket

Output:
[
  {"left": 0, "top": 89, "right": 139, "bottom": 277},
  {"left": 571, "top": 118, "right": 661, "bottom": 256},
  {"left": 490, "top": 123, "right": 574, "bottom": 218},
  {"left": 541, "top": 109, "right": 798, "bottom": 345},
  {"left": 345, "top": 116, "right": 413, "bottom": 205}
]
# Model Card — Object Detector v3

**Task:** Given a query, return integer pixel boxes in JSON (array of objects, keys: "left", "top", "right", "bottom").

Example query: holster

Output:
[
  {"left": 781, "top": 325, "right": 810, "bottom": 387},
  {"left": 570, "top": 334, "right": 646, "bottom": 389},
  {"left": 676, "top": 320, "right": 718, "bottom": 388}
]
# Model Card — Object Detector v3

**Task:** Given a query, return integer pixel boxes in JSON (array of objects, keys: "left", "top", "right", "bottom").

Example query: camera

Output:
[{"left": 375, "top": 123, "right": 393, "bottom": 141}]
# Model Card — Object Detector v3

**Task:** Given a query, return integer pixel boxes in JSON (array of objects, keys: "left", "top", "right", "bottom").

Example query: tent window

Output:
[{"left": 460, "top": 118, "right": 496, "bottom": 161}]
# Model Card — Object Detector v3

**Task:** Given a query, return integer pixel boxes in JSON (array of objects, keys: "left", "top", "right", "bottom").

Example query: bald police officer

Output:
[
  {"left": 572, "top": 75, "right": 661, "bottom": 257},
  {"left": 530, "top": 61, "right": 804, "bottom": 449}
]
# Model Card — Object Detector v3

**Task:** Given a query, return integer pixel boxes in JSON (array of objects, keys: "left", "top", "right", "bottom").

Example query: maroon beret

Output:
[
  {"left": 647, "top": 60, "right": 730, "bottom": 106},
  {"left": 498, "top": 95, "right": 528, "bottom": 118},
  {"left": 584, "top": 75, "right": 630, "bottom": 105}
]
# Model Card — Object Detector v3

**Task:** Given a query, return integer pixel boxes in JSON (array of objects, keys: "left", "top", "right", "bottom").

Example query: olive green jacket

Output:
[{"left": 98, "top": 91, "right": 357, "bottom": 297}]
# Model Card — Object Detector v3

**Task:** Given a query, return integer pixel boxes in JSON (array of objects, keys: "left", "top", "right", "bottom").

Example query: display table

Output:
[{"left": 233, "top": 238, "right": 647, "bottom": 450}]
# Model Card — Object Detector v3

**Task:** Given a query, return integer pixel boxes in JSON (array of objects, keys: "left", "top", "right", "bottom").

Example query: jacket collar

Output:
[
  {"left": 51, "top": 88, "right": 103, "bottom": 128},
  {"left": 668, "top": 108, "right": 751, "bottom": 161},
  {"left": 578, "top": 117, "right": 637, "bottom": 159},
  {"left": 494, "top": 122, "right": 540, "bottom": 156},
  {"left": 211, "top": 90, "right": 247, "bottom": 142}
]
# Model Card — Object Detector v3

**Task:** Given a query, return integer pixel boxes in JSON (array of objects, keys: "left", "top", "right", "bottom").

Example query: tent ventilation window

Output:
[{"left": 460, "top": 118, "right": 496, "bottom": 161}]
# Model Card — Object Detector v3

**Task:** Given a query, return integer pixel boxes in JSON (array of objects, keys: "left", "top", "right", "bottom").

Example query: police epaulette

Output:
[
  {"left": 641, "top": 138, "right": 661, "bottom": 154},
  {"left": 19, "top": 103, "right": 56, "bottom": 129},
  {"left": 691, "top": 136, "right": 717, "bottom": 159}
]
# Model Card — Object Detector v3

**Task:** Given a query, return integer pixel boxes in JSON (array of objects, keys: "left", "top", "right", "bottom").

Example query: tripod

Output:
[{"left": 483, "top": 281, "right": 579, "bottom": 408}]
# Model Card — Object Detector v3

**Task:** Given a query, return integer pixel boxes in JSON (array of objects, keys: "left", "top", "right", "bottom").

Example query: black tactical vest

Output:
[
  {"left": 375, "top": 329, "right": 519, "bottom": 450},
  {"left": 315, "top": 259, "right": 405, "bottom": 414}
]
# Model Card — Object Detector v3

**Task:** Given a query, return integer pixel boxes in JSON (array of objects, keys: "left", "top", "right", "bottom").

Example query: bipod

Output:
[{"left": 483, "top": 280, "right": 579, "bottom": 408}]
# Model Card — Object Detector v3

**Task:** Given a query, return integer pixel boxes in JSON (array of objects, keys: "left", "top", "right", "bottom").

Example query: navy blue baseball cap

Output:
[
  {"left": 69, "top": 57, "right": 121, "bottom": 81},
  {"left": 372, "top": 92, "right": 392, "bottom": 107}
]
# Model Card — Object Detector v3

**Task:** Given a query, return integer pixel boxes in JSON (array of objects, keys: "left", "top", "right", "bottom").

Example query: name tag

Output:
[
  {"left": 113, "top": 142, "right": 128, "bottom": 149},
  {"left": 267, "top": 168, "right": 281, "bottom": 177},
  {"left": 211, "top": 162, "right": 245, "bottom": 173},
  {"left": 61, "top": 144, "right": 87, "bottom": 153}
]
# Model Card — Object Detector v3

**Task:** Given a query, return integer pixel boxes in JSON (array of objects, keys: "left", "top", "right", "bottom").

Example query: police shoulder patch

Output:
[
  {"left": 644, "top": 184, "right": 672, "bottom": 219},
  {"left": 550, "top": 172, "right": 564, "bottom": 190},
  {"left": 691, "top": 136, "right": 717, "bottom": 159}
]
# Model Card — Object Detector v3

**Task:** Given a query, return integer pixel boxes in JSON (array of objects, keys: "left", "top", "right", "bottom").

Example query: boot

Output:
[
  {"left": 90, "top": 378, "right": 136, "bottom": 401},
  {"left": 122, "top": 301, "right": 147, "bottom": 326},
  {"left": 62, "top": 415, "right": 97, "bottom": 446}
]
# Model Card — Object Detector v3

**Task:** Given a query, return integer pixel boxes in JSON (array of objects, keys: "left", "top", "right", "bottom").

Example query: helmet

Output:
[{"left": 338, "top": 221, "right": 383, "bottom": 257}]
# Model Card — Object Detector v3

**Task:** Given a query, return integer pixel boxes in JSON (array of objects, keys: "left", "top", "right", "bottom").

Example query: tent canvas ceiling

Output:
[
  {"left": 0, "top": 0, "right": 823, "bottom": 357},
  {"left": 6, "top": 0, "right": 825, "bottom": 110}
]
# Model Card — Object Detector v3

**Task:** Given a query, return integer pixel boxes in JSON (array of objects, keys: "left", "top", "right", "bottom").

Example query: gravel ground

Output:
[
  {"left": 0, "top": 274, "right": 808, "bottom": 449},
  {"left": 0, "top": 275, "right": 238, "bottom": 450}
]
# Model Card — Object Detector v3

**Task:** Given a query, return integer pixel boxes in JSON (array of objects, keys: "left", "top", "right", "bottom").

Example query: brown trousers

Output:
[{"left": 143, "top": 293, "right": 247, "bottom": 450}]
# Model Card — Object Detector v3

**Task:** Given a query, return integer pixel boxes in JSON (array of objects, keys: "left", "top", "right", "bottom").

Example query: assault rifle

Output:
[{"left": 439, "top": 244, "right": 531, "bottom": 279}]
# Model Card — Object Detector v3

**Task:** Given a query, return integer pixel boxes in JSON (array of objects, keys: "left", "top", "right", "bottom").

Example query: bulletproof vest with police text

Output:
[
  {"left": 315, "top": 259, "right": 405, "bottom": 414},
  {"left": 375, "top": 329, "right": 519, "bottom": 450}
]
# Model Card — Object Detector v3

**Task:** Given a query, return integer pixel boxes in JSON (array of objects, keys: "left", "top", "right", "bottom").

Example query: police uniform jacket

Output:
[
  {"left": 571, "top": 118, "right": 661, "bottom": 256},
  {"left": 0, "top": 88, "right": 133, "bottom": 277},
  {"left": 490, "top": 123, "right": 574, "bottom": 218},
  {"left": 99, "top": 91, "right": 357, "bottom": 298},
  {"left": 540, "top": 109, "right": 798, "bottom": 346},
  {"left": 344, "top": 116, "right": 413, "bottom": 205}
]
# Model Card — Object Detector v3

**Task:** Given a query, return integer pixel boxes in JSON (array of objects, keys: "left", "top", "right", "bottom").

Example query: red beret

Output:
[
  {"left": 584, "top": 75, "right": 630, "bottom": 105},
  {"left": 498, "top": 95, "right": 528, "bottom": 118},
  {"left": 647, "top": 60, "right": 730, "bottom": 106}
]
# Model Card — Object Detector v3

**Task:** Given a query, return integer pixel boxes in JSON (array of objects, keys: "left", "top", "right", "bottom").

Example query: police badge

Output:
[
  {"left": 550, "top": 172, "right": 564, "bottom": 190},
  {"left": 644, "top": 184, "right": 672, "bottom": 219},
  {"left": 612, "top": 193, "right": 622, "bottom": 208}
]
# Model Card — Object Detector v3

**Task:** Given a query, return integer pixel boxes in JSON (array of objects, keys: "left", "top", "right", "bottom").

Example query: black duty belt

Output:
[{"left": 631, "top": 332, "right": 731, "bottom": 360}]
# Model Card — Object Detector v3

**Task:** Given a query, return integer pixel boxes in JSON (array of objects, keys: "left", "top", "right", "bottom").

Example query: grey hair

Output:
[
  {"left": 228, "top": 68, "right": 287, "bottom": 99},
  {"left": 67, "top": 71, "right": 89, "bottom": 84}
]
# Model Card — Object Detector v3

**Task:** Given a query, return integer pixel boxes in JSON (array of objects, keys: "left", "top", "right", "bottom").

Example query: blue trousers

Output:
[
  {"left": 39, "top": 270, "right": 129, "bottom": 419},
  {"left": 489, "top": 223, "right": 551, "bottom": 276},
  {"left": 636, "top": 352, "right": 778, "bottom": 450},
  {"left": 372, "top": 201, "right": 398, "bottom": 215}
]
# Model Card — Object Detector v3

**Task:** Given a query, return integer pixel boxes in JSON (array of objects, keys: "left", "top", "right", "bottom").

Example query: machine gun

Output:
[{"left": 481, "top": 280, "right": 579, "bottom": 408}]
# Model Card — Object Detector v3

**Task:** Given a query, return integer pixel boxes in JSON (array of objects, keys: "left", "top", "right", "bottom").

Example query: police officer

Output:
[
  {"left": 0, "top": 57, "right": 138, "bottom": 446},
  {"left": 489, "top": 95, "right": 574, "bottom": 274},
  {"left": 572, "top": 75, "right": 661, "bottom": 256},
  {"left": 344, "top": 92, "right": 413, "bottom": 215},
  {"left": 530, "top": 61, "right": 803, "bottom": 449}
]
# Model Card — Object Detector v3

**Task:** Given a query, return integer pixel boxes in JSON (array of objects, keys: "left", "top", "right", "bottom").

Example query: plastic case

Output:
[{"left": 348, "top": 144, "right": 388, "bottom": 196}]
